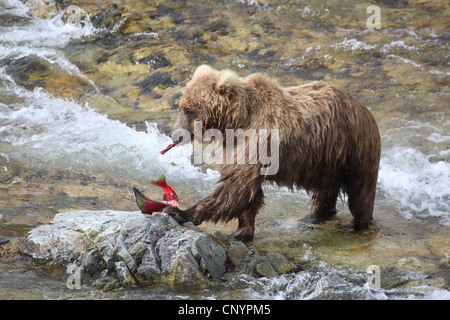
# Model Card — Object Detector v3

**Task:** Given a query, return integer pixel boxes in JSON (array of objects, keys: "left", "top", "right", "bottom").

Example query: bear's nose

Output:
[{"left": 170, "top": 127, "right": 193, "bottom": 146}]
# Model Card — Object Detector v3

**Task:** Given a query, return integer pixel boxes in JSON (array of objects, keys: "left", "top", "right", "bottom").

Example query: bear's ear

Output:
[
  {"left": 192, "top": 65, "right": 214, "bottom": 80},
  {"left": 216, "top": 70, "right": 239, "bottom": 96}
]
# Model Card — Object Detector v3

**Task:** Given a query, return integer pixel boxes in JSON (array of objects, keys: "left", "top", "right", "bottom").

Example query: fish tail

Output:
[
  {"left": 151, "top": 174, "right": 169, "bottom": 189},
  {"left": 149, "top": 174, "right": 178, "bottom": 202},
  {"left": 133, "top": 187, "right": 148, "bottom": 213},
  {"left": 133, "top": 187, "right": 166, "bottom": 214}
]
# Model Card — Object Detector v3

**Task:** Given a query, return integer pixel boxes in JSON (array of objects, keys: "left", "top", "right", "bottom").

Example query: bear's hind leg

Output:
[
  {"left": 346, "top": 176, "right": 377, "bottom": 231},
  {"left": 303, "top": 188, "right": 339, "bottom": 224}
]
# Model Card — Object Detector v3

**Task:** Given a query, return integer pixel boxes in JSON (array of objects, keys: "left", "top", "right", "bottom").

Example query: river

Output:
[{"left": 0, "top": 0, "right": 449, "bottom": 299}]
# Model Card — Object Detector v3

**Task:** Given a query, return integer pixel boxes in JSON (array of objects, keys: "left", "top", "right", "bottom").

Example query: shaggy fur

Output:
[{"left": 165, "top": 65, "right": 381, "bottom": 242}]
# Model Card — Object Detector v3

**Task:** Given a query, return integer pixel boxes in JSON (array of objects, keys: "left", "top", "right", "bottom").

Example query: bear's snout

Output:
[{"left": 171, "top": 112, "right": 195, "bottom": 145}]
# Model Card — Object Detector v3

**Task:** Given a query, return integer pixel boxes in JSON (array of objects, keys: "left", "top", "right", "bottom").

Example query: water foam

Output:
[
  {"left": 0, "top": 69, "right": 217, "bottom": 188},
  {"left": 0, "top": 2, "right": 98, "bottom": 90},
  {"left": 0, "top": 10, "right": 95, "bottom": 48},
  {"left": 0, "top": 0, "right": 30, "bottom": 17},
  {"left": 226, "top": 261, "right": 450, "bottom": 300},
  {"left": 379, "top": 147, "right": 450, "bottom": 225},
  {"left": 331, "top": 38, "right": 377, "bottom": 51},
  {"left": 0, "top": 2, "right": 218, "bottom": 188}
]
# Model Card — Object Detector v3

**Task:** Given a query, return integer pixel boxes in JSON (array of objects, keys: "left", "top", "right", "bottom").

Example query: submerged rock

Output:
[{"left": 20, "top": 210, "right": 297, "bottom": 288}]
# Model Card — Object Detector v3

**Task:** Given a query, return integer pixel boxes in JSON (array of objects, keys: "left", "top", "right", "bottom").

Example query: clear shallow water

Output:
[{"left": 0, "top": 0, "right": 449, "bottom": 299}]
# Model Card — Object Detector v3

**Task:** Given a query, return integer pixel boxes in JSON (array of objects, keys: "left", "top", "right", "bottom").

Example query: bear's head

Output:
[{"left": 172, "top": 65, "right": 252, "bottom": 143}]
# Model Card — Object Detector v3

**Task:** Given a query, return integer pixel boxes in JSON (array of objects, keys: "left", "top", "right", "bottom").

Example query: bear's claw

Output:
[
  {"left": 231, "top": 230, "right": 254, "bottom": 243},
  {"left": 163, "top": 206, "right": 188, "bottom": 224}
]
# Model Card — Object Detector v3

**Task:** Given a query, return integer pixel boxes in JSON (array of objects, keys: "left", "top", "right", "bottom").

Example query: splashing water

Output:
[
  {"left": 0, "top": 1, "right": 218, "bottom": 190},
  {"left": 0, "top": 68, "right": 216, "bottom": 187},
  {"left": 379, "top": 147, "right": 450, "bottom": 225}
]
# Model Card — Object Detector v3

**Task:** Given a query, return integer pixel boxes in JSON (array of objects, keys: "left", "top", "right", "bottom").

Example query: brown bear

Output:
[{"left": 164, "top": 65, "right": 381, "bottom": 242}]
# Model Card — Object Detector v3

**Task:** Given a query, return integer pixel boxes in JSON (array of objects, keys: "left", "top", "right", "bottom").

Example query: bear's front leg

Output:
[
  {"left": 163, "top": 202, "right": 206, "bottom": 226},
  {"left": 230, "top": 188, "right": 264, "bottom": 242},
  {"left": 164, "top": 192, "right": 263, "bottom": 242},
  {"left": 164, "top": 167, "right": 265, "bottom": 242}
]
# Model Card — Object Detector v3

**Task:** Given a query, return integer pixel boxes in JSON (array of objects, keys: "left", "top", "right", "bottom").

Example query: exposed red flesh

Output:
[
  {"left": 133, "top": 175, "right": 179, "bottom": 214},
  {"left": 151, "top": 174, "right": 178, "bottom": 202},
  {"left": 160, "top": 141, "right": 179, "bottom": 155}
]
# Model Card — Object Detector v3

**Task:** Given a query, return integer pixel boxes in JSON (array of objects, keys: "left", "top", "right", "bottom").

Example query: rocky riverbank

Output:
[
  {"left": 15, "top": 208, "right": 450, "bottom": 297},
  {"left": 20, "top": 210, "right": 297, "bottom": 290}
]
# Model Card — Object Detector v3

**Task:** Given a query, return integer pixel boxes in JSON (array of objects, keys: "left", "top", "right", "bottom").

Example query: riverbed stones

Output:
[{"left": 20, "top": 210, "right": 298, "bottom": 287}]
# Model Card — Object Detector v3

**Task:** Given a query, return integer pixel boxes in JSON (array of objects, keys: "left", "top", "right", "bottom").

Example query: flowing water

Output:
[{"left": 0, "top": 0, "right": 449, "bottom": 299}]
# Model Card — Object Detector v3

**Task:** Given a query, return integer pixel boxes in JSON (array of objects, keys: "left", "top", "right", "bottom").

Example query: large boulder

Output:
[{"left": 20, "top": 210, "right": 297, "bottom": 288}]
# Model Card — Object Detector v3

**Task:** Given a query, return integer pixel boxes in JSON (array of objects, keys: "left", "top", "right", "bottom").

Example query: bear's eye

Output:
[{"left": 184, "top": 109, "right": 196, "bottom": 117}]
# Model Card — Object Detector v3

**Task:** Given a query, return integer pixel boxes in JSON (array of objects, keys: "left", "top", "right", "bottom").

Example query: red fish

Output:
[
  {"left": 133, "top": 175, "right": 179, "bottom": 214},
  {"left": 150, "top": 174, "right": 178, "bottom": 204},
  {"left": 133, "top": 187, "right": 167, "bottom": 214},
  {"left": 160, "top": 141, "right": 179, "bottom": 155}
]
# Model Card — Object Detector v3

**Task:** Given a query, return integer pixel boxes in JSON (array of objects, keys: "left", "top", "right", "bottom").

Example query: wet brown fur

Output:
[{"left": 165, "top": 65, "right": 381, "bottom": 242}]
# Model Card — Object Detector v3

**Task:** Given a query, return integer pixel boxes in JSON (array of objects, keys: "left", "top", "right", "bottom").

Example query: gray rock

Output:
[
  {"left": 191, "top": 233, "right": 227, "bottom": 279},
  {"left": 115, "top": 261, "right": 137, "bottom": 285},
  {"left": 255, "top": 261, "right": 279, "bottom": 278},
  {"left": 263, "top": 253, "right": 298, "bottom": 274},
  {"left": 0, "top": 236, "right": 10, "bottom": 246},
  {"left": 234, "top": 247, "right": 298, "bottom": 278},
  {"left": 20, "top": 210, "right": 298, "bottom": 287},
  {"left": 404, "top": 277, "right": 447, "bottom": 290}
]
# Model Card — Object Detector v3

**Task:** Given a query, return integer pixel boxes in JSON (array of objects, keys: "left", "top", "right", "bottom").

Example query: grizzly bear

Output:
[{"left": 164, "top": 65, "right": 381, "bottom": 242}]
